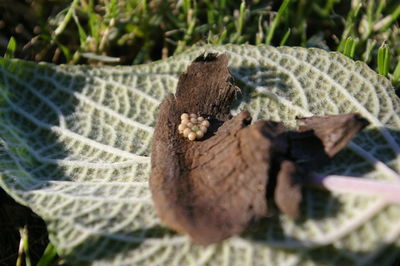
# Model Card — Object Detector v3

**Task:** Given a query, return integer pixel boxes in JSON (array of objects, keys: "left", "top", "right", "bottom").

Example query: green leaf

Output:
[{"left": 0, "top": 45, "right": 399, "bottom": 265}]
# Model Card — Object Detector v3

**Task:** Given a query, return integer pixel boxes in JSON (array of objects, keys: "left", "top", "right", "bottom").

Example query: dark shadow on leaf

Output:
[
  {"left": 242, "top": 188, "right": 342, "bottom": 240},
  {"left": 308, "top": 127, "right": 400, "bottom": 180},
  {"left": 303, "top": 243, "right": 400, "bottom": 266},
  {"left": 0, "top": 62, "right": 86, "bottom": 264},
  {"left": 0, "top": 62, "right": 125, "bottom": 263},
  {"left": 242, "top": 216, "right": 400, "bottom": 265},
  {"left": 0, "top": 61, "right": 167, "bottom": 264},
  {"left": 64, "top": 226, "right": 177, "bottom": 265}
]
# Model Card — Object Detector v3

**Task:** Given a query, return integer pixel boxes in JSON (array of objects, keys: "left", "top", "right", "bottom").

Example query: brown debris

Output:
[
  {"left": 296, "top": 114, "right": 370, "bottom": 157},
  {"left": 150, "top": 53, "right": 369, "bottom": 245},
  {"left": 274, "top": 160, "right": 302, "bottom": 219}
]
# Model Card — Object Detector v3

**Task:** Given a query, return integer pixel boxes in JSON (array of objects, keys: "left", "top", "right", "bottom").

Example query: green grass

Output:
[
  {"left": 14, "top": 227, "right": 58, "bottom": 266},
  {"left": 16, "top": 226, "right": 31, "bottom": 266},
  {"left": 4, "top": 36, "right": 16, "bottom": 59},
  {"left": 0, "top": 0, "right": 399, "bottom": 264},
  {"left": 378, "top": 43, "right": 390, "bottom": 76},
  {"left": 37, "top": 243, "right": 58, "bottom": 266}
]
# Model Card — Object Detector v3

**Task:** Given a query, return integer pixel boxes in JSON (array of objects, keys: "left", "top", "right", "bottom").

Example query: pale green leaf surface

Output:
[{"left": 0, "top": 45, "right": 399, "bottom": 265}]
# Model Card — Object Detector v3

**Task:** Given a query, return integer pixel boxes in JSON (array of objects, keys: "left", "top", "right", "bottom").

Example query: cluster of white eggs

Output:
[{"left": 178, "top": 113, "right": 210, "bottom": 141}]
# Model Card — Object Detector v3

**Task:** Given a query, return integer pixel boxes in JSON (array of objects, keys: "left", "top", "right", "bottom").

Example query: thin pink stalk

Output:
[{"left": 307, "top": 174, "right": 400, "bottom": 204}]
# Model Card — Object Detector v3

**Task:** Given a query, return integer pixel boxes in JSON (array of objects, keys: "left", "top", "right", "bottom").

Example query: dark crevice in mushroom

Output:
[{"left": 150, "top": 53, "right": 369, "bottom": 245}]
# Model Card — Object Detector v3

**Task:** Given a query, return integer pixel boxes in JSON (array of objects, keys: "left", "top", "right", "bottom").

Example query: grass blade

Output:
[
  {"left": 237, "top": 1, "right": 246, "bottom": 38},
  {"left": 378, "top": 43, "right": 390, "bottom": 76},
  {"left": 337, "top": 3, "right": 361, "bottom": 52},
  {"left": 37, "top": 243, "right": 58, "bottom": 266},
  {"left": 342, "top": 37, "right": 357, "bottom": 58},
  {"left": 16, "top": 226, "right": 31, "bottom": 266},
  {"left": 4, "top": 36, "right": 16, "bottom": 58},
  {"left": 279, "top": 28, "right": 291, "bottom": 46},
  {"left": 377, "top": 5, "right": 400, "bottom": 32},
  {"left": 265, "top": 0, "right": 291, "bottom": 45},
  {"left": 54, "top": 0, "right": 80, "bottom": 37},
  {"left": 392, "top": 60, "right": 400, "bottom": 83}
]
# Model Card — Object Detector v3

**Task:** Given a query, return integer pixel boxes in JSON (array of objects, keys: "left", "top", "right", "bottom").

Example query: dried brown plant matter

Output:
[{"left": 150, "top": 53, "right": 369, "bottom": 245}]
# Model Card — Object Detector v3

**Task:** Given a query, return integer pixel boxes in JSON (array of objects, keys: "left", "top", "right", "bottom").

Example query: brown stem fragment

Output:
[{"left": 150, "top": 53, "right": 369, "bottom": 246}]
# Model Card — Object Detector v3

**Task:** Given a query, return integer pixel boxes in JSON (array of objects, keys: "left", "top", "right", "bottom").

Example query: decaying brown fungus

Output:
[{"left": 150, "top": 53, "right": 369, "bottom": 245}]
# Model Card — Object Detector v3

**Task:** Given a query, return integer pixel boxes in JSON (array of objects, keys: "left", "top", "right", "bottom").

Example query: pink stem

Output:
[{"left": 307, "top": 175, "right": 400, "bottom": 204}]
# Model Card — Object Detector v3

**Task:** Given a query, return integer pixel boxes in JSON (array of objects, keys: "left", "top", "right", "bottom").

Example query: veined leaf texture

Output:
[{"left": 0, "top": 45, "right": 399, "bottom": 265}]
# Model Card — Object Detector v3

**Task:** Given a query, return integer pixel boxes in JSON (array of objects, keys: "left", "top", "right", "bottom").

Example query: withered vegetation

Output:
[{"left": 150, "top": 53, "right": 369, "bottom": 245}]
